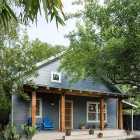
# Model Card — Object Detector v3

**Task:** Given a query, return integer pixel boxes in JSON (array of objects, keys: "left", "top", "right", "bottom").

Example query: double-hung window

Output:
[{"left": 87, "top": 102, "right": 107, "bottom": 122}]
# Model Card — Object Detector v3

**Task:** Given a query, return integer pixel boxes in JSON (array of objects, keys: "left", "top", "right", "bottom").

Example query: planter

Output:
[
  {"left": 104, "top": 124, "right": 108, "bottom": 129},
  {"left": 89, "top": 129, "right": 94, "bottom": 135},
  {"left": 65, "top": 130, "right": 71, "bottom": 136},
  {"left": 81, "top": 126, "right": 85, "bottom": 130},
  {"left": 98, "top": 133, "right": 103, "bottom": 138},
  {"left": 126, "top": 130, "right": 132, "bottom": 135},
  {"left": 93, "top": 125, "right": 97, "bottom": 129}
]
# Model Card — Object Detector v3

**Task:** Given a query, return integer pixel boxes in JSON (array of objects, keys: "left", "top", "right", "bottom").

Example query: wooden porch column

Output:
[
  {"left": 118, "top": 98, "right": 123, "bottom": 129},
  {"left": 60, "top": 93, "right": 65, "bottom": 132},
  {"left": 32, "top": 91, "right": 36, "bottom": 125},
  {"left": 100, "top": 97, "right": 104, "bottom": 130}
]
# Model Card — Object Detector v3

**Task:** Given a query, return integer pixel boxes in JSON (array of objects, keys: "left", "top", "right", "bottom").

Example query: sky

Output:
[{"left": 27, "top": 0, "right": 104, "bottom": 47}]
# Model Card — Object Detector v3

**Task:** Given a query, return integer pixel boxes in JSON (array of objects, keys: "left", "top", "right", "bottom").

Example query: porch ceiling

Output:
[{"left": 23, "top": 84, "right": 133, "bottom": 99}]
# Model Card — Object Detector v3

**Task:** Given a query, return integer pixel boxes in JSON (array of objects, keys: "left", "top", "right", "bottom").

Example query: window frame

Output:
[
  {"left": 30, "top": 98, "right": 42, "bottom": 118},
  {"left": 51, "top": 71, "right": 61, "bottom": 83},
  {"left": 87, "top": 101, "right": 107, "bottom": 123},
  {"left": 36, "top": 98, "right": 42, "bottom": 118}
]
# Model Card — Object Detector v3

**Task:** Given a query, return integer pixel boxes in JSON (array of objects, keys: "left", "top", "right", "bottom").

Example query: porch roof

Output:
[
  {"left": 24, "top": 84, "right": 134, "bottom": 99},
  {"left": 122, "top": 100, "right": 138, "bottom": 110}
]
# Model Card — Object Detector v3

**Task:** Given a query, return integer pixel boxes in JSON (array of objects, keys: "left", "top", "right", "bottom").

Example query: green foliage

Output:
[
  {"left": 0, "top": 124, "right": 37, "bottom": 140},
  {"left": 0, "top": 0, "right": 65, "bottom": 29},
  {"left": 1, "top": 124, "right": 19, "bottom": 140},
  {"left": 60, "top": 0, "right": 140, "bottom": 96},
  {"left": 20, "top": 124, "right": 38, "bottom": 140},
  {"left": 30, "top": 39, "right": 66, "bottom": 62}
]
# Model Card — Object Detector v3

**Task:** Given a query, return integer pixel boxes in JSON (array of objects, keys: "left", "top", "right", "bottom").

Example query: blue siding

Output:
[
  {"left": 12, "top": 94, "right": 118, "bottom": 131},
  {"left": 29, "top": 59, "right": 117, "bottom": 94}
]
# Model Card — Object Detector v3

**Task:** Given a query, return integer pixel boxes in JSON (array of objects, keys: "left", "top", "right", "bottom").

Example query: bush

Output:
[{"left": 0, "top": 124, "right": 38, "bottom": 140}]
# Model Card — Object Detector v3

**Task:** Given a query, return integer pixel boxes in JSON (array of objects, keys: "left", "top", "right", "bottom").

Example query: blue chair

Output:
[
  {"left": 27, "top": 117, "right": 42, "bottom": 131},
  {"left": 43, "top": 117, "right": 54, "bottom": 130}
]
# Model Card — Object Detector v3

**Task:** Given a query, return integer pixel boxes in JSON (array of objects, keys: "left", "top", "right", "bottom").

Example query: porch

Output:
[
  {"left": 32, "top": 129, "right": 135, "bottom": 140},
  {"left": 24, "top": 85, "right": 130, "bottom": 131}
]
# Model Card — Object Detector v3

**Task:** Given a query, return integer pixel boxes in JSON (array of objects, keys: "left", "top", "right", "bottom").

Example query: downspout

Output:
[
  {"left": 116, "top": 99, "right": 118, "bottom": 129},
  {"left": 131, "top": 109, "right": 134, "bottom": 131},
  {"left": 11, "top": 95, "right": 13, "bottom": 125}
]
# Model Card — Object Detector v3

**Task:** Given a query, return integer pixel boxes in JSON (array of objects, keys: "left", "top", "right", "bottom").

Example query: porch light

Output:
[{"left": 50, "top": 101, "right": 55, "bottom": 106}]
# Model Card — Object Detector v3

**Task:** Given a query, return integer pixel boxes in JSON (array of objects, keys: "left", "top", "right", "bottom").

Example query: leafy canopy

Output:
[
  {"left": 0, "top": 0, "right": 65, "bottom": 28},
  {"left": 60, "top": 0, "right": 140, "bottom": 93}
]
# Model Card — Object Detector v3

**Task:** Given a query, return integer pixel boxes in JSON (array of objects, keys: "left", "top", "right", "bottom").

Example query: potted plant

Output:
[
  {"left": 104, "top": 123, "right": 108, "bottom": 129},
  {"left": 98, "top": 132, "right": 103, "bottom": 138},
  {"left": 65, "top": 129, "right": 71, "bottom": 136},
  {"left": 80, "top": 124, "right": 86, "bottom": 130},
  {"left": 93, "top": 124, "right": 97, "bottom": 129},
  {"left": 89, "top": 128, "right": 94, "bottom": 135},
  {"left": 126, "top": 130, "right": 132, "bottom": 135}
]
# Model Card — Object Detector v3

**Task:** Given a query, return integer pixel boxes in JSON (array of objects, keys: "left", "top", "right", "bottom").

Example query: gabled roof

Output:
[{"left": 36, "top": 51, "right": 65, "bottom": 68}]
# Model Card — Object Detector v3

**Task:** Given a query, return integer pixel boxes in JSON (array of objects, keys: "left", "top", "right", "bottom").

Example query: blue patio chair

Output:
[
  {"left": 27, "top": 117, "right": 42, "bottom": 131},
  {"left": 43, "top": 117, "right": 54, "bottom": 130}
]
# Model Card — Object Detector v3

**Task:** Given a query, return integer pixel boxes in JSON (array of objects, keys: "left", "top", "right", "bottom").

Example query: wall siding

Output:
[
  {"left": 12, "top": 94, "right": 117, "bottom": 132},
  {"left": 28, "top": 59, "right": 118, "bottom": 94}
]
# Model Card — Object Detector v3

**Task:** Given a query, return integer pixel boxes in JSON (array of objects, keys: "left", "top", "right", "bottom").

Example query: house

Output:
[{"left": 11, "top": 53, "right": 136, "bottom": 132}]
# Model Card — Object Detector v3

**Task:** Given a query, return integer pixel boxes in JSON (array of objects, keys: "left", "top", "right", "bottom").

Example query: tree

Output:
[
  {"left": 0, "top": 20, "right": 66, "bottom": 118},
  {"left": 59, "top": 0, "right": 140, "bottom": 95},
  {"left": 0, "top": 0, "right": 65, "bottom": 28},
  {"left": 30, "top": 39, "right": 66, "bottom": 62}
]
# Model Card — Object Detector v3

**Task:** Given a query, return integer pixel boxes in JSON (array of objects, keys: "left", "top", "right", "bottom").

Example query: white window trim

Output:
[
  {"left": 51, "top": 71, "right": 61, "bottom": 83},
  {"left": 30, "top": 98, "right": 42, "bottom": 118},
  {"left": 87, "top": 101, "right": 107, "bottom": 123}
]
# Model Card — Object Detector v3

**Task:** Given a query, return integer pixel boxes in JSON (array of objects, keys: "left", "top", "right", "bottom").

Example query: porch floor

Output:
[{"left": 32, "top": 129, "right": 135, "bottom": 140}]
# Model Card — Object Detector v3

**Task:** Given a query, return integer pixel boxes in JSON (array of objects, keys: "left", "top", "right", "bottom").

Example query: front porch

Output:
[
  {"left": 24, "top": 85, "right": 126, "bottom": 132},
  {"left": 33, "top": 129, "right": 135, "bottom": 140}
]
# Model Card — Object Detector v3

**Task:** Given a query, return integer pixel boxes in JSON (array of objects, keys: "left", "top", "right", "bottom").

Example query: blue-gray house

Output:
[{"left": 11, "top": 53, "right": 135, "bottom": 132}]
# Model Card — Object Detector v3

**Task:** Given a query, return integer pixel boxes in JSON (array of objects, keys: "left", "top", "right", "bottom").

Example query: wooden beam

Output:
[
  {"left": 24, "top": 86, "right": 128, "bottom": 99},
  {"left": 118, "top": 98, "right": 123, "bottom": 129},
  {"left": 60, "top": 93, "right": 65, "bottom": 132},
  {"left": 32, "top": 91, "right": 36, "bottom": 125},
  {"left": 100, "top": 97, "right": 104, "bottom": 130}
]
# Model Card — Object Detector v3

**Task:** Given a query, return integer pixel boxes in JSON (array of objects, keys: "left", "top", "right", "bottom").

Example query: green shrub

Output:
[{"left": 0, "top": 124, "right": 38, "bottom": 140}]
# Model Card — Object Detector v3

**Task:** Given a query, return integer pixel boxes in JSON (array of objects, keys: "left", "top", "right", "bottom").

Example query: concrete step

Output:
[
  {"left": 65, "top": 135, "right": 135, "bottom": 140},
  {"left": 64, "top": 130, "right": 134, "bottom": 140}
]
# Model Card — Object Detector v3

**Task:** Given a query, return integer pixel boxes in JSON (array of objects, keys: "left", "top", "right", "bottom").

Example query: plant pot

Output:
[
  {"left": 126, "top": 130, "right": 132, "bottom": 135},
  {"left": 89, "top": 129, "right": 94, "bottom": 135},
  {"left": 81, "top": 126, "right": 85, "bottom": 130},
  {"left": 104, "top": 124, "right": 108, "bottom": 129},
  {"left": 93, "top": 125, "right": 97, "bottom": 129},
  {"left": 98, "top": 133, "right": 103, "bottom": 138},
  {"left": 65, "top": 130, "right": 71, "bottom": 136}
]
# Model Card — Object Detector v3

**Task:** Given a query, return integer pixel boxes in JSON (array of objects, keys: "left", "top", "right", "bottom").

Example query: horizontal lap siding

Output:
[
  {"left": 12, "top": 96, "right": 30, "bottom": 132},
  {"left": 12, "top": 94, "right": 117, "bottom": 131},
  {"left": 29, "top": 60, "right": 117, "bottom": 93}
]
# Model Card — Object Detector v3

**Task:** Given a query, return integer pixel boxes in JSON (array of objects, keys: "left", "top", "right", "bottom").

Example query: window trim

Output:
[
  {"left": 36, "top": 98, "right": 42, "bottom": 118},
  {"left": 51, "top": 71, "right": 61, "bottom": 83},
  {"left": 30, "top": 98, "right": 42, "bottom": 118},
  {"left": 87, "top": 101, "right": 107, "bottom": 123}
]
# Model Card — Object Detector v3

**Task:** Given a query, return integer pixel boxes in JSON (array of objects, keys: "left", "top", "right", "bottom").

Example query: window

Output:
[
  {"left": 51, "top": 71, "right": 61, "bottom": 83},
  {"left": 36, "top": 99, "right": 42, "bottom": 118},
  {"left": 30, "top": 98, "right": 42, "bottom": 118},
  {"left": 87, "top": 102, "right": 107, "bottom": 122}
]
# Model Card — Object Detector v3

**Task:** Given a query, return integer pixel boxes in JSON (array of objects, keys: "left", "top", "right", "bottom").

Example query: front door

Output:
[{"left": 65, "top": 101, "right": 73, "bottom": 129}]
